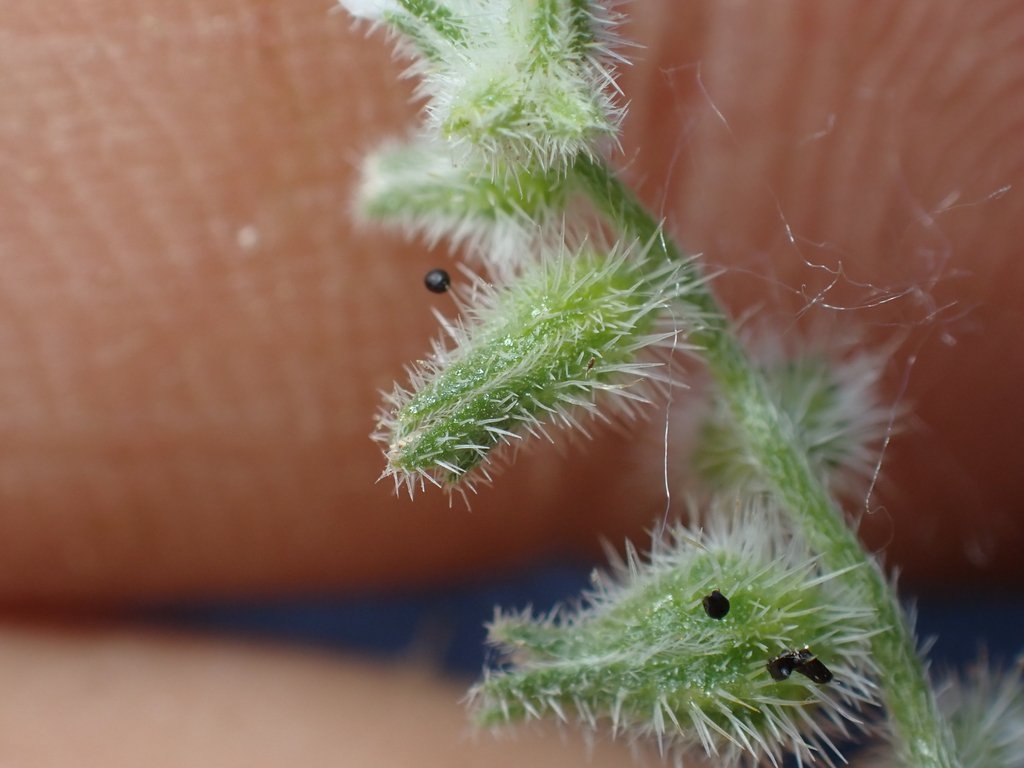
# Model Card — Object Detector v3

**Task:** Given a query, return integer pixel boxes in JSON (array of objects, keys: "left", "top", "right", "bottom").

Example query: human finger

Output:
[
  {"left": 1, "top": 1, "right": 1021, "bottom": 604},
  {"left": 0, "top": 620, "right": 651, "bottom": 767}
]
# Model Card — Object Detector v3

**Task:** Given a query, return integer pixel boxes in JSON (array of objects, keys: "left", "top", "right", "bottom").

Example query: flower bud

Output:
[
  {"left": 860, "top": 661, "right": 1024, "bottom": 768},
  {"left": 374, "top": 241, "right": 695, "bottom": 496},
  {"left": 694, "top": 331, "right": 900, "bottom": 500},
  {"left": 341, "top": 0, "right": 626, "bottom": 173},
  {"left": 940, "top": 662, "right": 1024, "bottom": 768},
  {"left": 471, "top": 499, "right": 882, "bottom": 767}
]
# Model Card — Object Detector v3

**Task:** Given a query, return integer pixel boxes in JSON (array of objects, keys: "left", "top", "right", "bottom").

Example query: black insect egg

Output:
[
  {"left": 767, "top": 647, "right": 833, "bottom": 684},
  {"left": 794, "top": 655, "right": 834, "bottom": 684},
  {"left": 702, "top": 589, "right": 730, "bottom": 619},
  {"left": 424, "top": 268, "right": 451, "bottom": 293},
  {"left": 767, "top": 652, "right": 798, "bottom": 681}
]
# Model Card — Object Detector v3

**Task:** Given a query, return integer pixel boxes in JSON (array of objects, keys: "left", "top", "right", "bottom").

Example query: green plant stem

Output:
[{"left": 573, "top": 154, "right": 960, "bottom": 768}]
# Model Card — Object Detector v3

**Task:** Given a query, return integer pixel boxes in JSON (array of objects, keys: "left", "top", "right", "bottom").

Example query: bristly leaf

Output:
[
  {"left": 374, "top": 240, "right": 700, "bottom": 497},
  {"left": 470, "top": 499, "right": 883, "bottom": 767}
]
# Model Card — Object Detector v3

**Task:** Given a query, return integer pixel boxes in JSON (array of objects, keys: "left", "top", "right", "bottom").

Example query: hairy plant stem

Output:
[{"left": 573, "top": 154, "right": 960, "bottom": 768}]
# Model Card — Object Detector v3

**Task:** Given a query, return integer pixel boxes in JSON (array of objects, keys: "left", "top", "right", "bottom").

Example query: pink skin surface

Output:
[{"left": 0, "top": 1, "right": 1022, "bottom": 763}]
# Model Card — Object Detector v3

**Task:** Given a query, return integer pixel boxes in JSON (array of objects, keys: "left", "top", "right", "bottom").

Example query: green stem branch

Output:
[{"left": 573, "top": 154, "right": 960, "bottom": 768}]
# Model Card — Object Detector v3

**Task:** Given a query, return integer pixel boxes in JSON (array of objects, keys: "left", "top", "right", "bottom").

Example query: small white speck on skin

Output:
[
  {"left": 236, "top": 224, "right": 260, "bottom": 252},
  {"left": 935, "top": 189, "right": 962, "bottom": 211}
]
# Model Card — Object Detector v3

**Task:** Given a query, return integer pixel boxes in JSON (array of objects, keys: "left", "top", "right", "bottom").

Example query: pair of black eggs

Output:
[{"left": 700, "top": 589, "right": 834, "bottom": 684}]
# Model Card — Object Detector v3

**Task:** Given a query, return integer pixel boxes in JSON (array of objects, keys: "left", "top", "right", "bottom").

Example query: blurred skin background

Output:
[{"left": 0, "top": 1, "right": 1022, "bottom": 765}]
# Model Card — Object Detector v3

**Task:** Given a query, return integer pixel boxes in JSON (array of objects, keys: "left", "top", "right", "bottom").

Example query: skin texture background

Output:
[{"left": 0, "top": 1, "right": 1022, "bottom": 764}]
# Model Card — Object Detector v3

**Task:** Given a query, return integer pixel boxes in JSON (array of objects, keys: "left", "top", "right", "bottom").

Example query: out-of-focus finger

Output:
[{"left": 0, "top": 620, "right": 656, "bottom": 767}]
